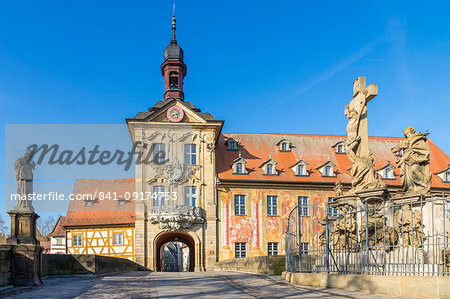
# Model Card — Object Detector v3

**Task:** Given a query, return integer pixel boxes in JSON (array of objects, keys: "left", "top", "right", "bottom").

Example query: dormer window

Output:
[
  {"left": 169, "top": 71, "right": 179, "bottom": 89},
  {"left": 317, "top": 160, "right": 336, "bottom": 177},
  {"left": 229, "top": 140, "right": 238, "bottom": 150},
  {"left": 85, "top": 201, "right": 93, "bottom": 207},
  {"left": 378, "top": 163, "right": 395, "bottom": 180},
  {"left": 232, "top": 155, "right": 248, "bottom": 174},
  {"left": 260, "top": 156, "right": 278, "bottom": 175},
  {"left": 435, "top": 165, "right": 450, "bottom": 183},
  {"left": 226, "top": 137, "right": 239, "bottom": 151},
  {"left": 277, "top": 137, "right": 293, "bottom": 152},
  {"left": 290, "top": 157, "right": 309, "bottom": 177},
  {"left": 333, "top": 140, "right": 346, "bottom": 154}
]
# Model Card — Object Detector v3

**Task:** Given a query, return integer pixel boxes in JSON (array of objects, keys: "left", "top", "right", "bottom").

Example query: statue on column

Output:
[
  {"left": 391, "top": 127, "right": 432, "bottom": 195},
  {"left": 13, "top": 148, "right": 36, "bottom": 212},
  {"left": 344, "top": 77, "right": 385, "bottom": 193}
]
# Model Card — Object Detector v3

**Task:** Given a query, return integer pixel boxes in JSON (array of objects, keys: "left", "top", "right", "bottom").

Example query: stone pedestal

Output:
[
  {"left": 4, "top": 209, "right": 43, "bottom": 286},
  {"left": 1, "top": 244, "right": 43, "bottom": 286}
]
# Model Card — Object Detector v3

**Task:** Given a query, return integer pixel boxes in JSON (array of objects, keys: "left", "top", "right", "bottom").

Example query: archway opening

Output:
[{"left": 155, "top": 232, "right": 195, "bottom": 272}]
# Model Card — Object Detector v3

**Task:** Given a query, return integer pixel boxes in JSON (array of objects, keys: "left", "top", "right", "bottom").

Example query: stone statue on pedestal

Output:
[
  {"left": 391, "top": 127, "right": 432, "bottom": 195},
  {"left": 2, "top": 149, "right": 43, "bottom": 286},
  {"left": 13, "top": 148, "right": 36, "bottom": 212}
]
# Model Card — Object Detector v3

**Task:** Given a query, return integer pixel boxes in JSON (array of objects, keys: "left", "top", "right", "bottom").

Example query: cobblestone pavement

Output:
[{"left": 0, "top": 271, "right": 414, "bottom": 299}]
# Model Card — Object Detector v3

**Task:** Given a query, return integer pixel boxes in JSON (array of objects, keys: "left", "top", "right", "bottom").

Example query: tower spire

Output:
[{"left": 171, "top": 4, "right": 177, "bottom": 45}]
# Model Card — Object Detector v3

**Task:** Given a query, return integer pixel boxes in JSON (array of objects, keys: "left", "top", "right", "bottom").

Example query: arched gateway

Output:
[{"left": 155, "top": 232, "right": 195, "bottom": 272}]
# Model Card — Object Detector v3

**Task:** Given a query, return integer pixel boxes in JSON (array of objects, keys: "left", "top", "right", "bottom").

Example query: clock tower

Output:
[{"left": 161, "top": 13, "right": 186, "bottom": 100}]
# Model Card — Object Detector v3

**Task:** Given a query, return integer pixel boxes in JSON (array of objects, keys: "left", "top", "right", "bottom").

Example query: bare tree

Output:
[
  {"left": 37, "top": 215, "right": 59, "bottom": 239},
  {"left": 0, "top": 214, "right": 8, "bottom": 235}
]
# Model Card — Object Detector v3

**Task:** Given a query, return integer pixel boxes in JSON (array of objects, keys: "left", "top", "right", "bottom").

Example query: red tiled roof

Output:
[
  {"left": 49, "top": 216, "right": 66, "bottom": 236},
  {"left": 63, "top": 179, "right": 135, "bottom": 227},
  {"left": 216, "top": 133, "right": 450, "bottom": 189}
]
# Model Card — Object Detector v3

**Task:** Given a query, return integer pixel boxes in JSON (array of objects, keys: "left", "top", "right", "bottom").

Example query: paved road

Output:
[{"left": 0, "top": 271, "right": 412, "bottom": 299}]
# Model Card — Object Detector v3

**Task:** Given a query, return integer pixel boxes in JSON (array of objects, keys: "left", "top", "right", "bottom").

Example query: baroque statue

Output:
[
  {"left": 13, "top": 148, "right": 36, "bottom": 212},
  {"left": 391, "top": 127, "right": 432, "bottom": 195},
  {"left": 345, "top": 77, "right": 385, "bottom": 193}
]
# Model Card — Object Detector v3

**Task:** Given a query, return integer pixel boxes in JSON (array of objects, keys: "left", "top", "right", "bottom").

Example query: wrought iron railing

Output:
[{"left": 285, "top": 196, "right": 450, "bottom": 276}]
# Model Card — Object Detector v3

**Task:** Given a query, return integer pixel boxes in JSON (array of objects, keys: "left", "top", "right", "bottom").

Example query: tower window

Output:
[{"left": 169, "top": 71, "right": 179, "bottom": 89}]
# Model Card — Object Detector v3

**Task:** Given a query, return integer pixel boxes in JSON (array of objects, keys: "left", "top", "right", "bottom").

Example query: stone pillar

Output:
[{"left": 3, "top": 210, "right": 43, "bottom": 286}]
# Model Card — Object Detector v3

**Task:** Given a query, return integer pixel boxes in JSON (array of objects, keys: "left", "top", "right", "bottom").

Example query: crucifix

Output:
[{"left": 345, "top": 76, "right": 377, "bottom": 158}]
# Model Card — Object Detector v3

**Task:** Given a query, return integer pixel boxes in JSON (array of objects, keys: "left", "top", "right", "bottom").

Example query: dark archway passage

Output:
[{"left": 155, "top": 232, "right": 195, "bottom": 272}]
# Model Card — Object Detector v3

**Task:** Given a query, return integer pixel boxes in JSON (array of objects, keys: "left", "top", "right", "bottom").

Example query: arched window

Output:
[
  {"left": 169, "top": 71, "right": 179, "bottom": 89},
  {"left": 385, "top": 168, "right": 393, "bottom": 179},
  {"left": 337, "top": 144, "right": 345, "bottom": 153},
  {"left": 281, "top": 142, "right": 288, "bottom": 151}
]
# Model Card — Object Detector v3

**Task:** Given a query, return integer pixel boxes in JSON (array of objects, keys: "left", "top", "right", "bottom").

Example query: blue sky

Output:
[{"left": 1, "top": 1, "right": 449, "bottom": 222}]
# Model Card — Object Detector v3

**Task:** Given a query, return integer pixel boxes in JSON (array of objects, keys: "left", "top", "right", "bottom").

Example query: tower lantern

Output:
[{"left": 161, "top": 12, "right": 187, "bottom": 100}]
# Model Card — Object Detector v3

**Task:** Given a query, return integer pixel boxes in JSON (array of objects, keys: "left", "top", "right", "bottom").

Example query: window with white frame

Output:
[
  {"left": 153, "top": 186, "right": 166, "bottom": 206},
  {"left": 328, "top": 197, "right": 338, "bottom": 218},
  {"left": 234, "top": 195, "right": 246, "bottom": 215},
  {"left": 337, "top": 144, "right": 345, "bottom": 153},
  {"left": 300, "top": 242, "right": 309, "bottom": 255},
  {"left": 281, "top": 142, "right": 288, "bottom": 151},
  {"left": 266, "top": 164, "right": 274, "bottom": 175},
  {"left": 268, "top": 242, "right": 279, "bottom": 256},
  {"left": 267, "top": 196, "right": 278, "bottom": 216},
  {"left": 236, "top": 163, "right": 244, "bottom": 174},
  {"left": 184, "top": 144, "right": 197, "bottom": 165},
  {"left": 73, "top": 235, "right": 82, "bottom": 247},
  {"left": 153, "top": 143, "right": 166, "bottom": 164},
  {"left": 235, "top": 242, "right": 246, "bottom": 258},
  {"left": 297, "top": 165, "right": 306, "bottom": 176},
  {"left": 446, "top": 172, "right": 450, "bottom": 182},
  {"left": 298, "top": 196, "right": 309, "bottom": 216},
  {"left": 185, "top": 186, "right": 197, "bottom": 206},
  {"left": 325, "top": 166, "right": 332, "bottom": 176},
  {"left": 113, "top": 233, "right": 123, "bottom": 245},
  {"left": 228, "top": 140, "right": 238, "bottom": 150},
  {"left": 384, "top": 167, "right": 394, "bottom": 179}
]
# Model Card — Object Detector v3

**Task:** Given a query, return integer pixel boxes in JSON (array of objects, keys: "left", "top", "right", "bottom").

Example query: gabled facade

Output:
[{"left": 49, "top": 216, "right": 66, "bottom": 254}]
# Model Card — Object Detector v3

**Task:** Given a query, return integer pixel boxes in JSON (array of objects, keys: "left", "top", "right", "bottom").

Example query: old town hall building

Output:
[{"left": 61, "top": 16, "right": 450, "bottom": 271}]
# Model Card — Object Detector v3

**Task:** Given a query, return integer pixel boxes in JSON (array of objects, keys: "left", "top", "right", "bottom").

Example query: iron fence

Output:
[{"left": 285, "top": 196, "right": 450, "bottom": 276}]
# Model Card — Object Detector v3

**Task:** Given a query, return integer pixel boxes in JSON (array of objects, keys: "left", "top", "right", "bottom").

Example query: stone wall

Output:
[
  {"left": 215, "top": 255, "right": 285, "bottom": 275},
  {"left": 0, "top": 248, "right": 11, "bottom": 286},
  {"left": 283, "top": 271, "right": 450, "bottom": 298},
  {"left": 42, "top": 254, "right": 140, "bottom": 276}
]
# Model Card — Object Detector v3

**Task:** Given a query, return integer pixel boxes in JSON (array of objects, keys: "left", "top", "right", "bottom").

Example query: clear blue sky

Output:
[{"left": 1, "top": 1, "right": 449, "bottom": 221}]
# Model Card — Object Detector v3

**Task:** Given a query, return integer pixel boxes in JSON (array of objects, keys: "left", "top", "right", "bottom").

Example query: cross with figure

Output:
[{"left": 344, "top": 76, "right": 377, "bottom": 159}]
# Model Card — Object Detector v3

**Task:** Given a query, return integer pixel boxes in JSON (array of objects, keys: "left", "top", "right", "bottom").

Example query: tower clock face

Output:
[{"left": 167, "top": 105, "right": 184, "bottom": 122}]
